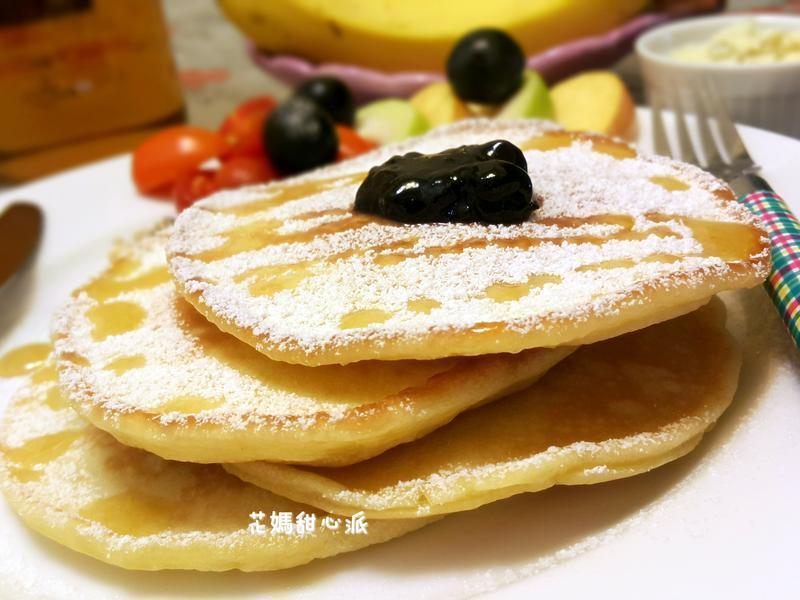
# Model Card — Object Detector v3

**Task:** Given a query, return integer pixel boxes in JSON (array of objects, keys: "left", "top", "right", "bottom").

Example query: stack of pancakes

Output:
[{"left": 0, "top": 120, "right": 770, "bottom": 571}]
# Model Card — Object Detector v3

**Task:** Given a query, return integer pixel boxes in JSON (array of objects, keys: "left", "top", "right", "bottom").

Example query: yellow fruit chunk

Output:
[
  {"left": 410, "top": 82, "right": 470, "bottom": 127},
  {"left": 551, "top": 71, "right": 637, "bottom": 140},
  {"left": 219, "top": 0, "right": 648, "bottom": 72},
  {"left": 466, "top": 103, "right": 500, "bottom": 118}
]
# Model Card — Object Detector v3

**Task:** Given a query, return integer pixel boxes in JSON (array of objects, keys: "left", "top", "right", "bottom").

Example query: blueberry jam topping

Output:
[{"left": 354, "top": 140, "right": 538, "bottom": 225}]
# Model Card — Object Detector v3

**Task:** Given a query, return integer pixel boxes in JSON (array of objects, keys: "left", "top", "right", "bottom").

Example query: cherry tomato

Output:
[
  {"left": 172, "top": 168, "right": 220, "bottom": 212},
  {"left": 132, "top": 126, "right": 226, "bottom": 195},
  {"left": 219, "top": 96, "right": 277, "bottom": 157},
  {"left": 216, "top": 155, "right": 277, "bottom": 189},
  {"left": 336, "top": 125, "right": 377, "bottom": 161},
  {"left": 173, "top": 155, "right": 277, "bottom": 212}
]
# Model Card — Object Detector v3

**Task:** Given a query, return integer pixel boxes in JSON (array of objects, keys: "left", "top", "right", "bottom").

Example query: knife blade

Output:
[{"left": 0, "top": 202, "right": 44, "bottom": 292}]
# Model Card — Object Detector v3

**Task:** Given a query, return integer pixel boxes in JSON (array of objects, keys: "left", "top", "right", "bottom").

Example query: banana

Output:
[{"left": 219, "top": 0, "right": 649, "bottom": 72}]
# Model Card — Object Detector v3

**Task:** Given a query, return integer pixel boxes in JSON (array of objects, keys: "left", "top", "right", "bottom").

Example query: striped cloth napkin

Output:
[{"left": 739, "top": 190, "right": 800, "bottom": 349}]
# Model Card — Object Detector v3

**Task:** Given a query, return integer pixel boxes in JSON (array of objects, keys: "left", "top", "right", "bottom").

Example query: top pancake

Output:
[{"left": 168, "top": 119, "right": 769, "bottom": 365}]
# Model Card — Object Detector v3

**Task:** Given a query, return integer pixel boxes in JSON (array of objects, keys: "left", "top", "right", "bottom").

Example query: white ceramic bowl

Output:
[{"left": 636, "top": 14, "right": 800, "bottom": 138}]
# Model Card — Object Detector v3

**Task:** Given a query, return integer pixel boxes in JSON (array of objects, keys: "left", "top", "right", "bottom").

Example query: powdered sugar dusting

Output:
[
  {"left": 51, "top": 232, "right": 421, "bottom": 430},
  {"left": 167, "top": 119, "right": 768, "bottom": 361},
  {"left": 0, "top": 369, "right": 428, "bottom": 569},
  {"left": 51, "top": 229, "right": 565, "bottom": 440},
  {"left": 330, "top": 412, "right": 715, "bottom": 516}
]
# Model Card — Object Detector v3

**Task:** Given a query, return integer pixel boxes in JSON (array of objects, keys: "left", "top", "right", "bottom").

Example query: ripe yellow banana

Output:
[{"left": 219, "top": 0, "right": 649, "bottom": 72}]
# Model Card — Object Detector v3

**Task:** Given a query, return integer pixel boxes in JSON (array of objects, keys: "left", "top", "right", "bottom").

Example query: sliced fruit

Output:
[
  {"left": 355, "top": 99, "right": 430, "bottom": 145},
  {"left": 132, "top": 126, "right": 226, "bottom": 195},
  {"left": 551, "top": 70, "right": 637, "bottom": 140},
  {"left": 173, "top": 168, "right": 220, "bottom": 212},
  {"left": 466, "top": 103, "right": 500, "bottom": 118},
  {"left": 336, "top": 125, "right": 377, "bottom": 161},
  {"left": 410, "top": 82, "right": 470, "bottom": 127},
  {"left": 216, "top": 155, "right": 277, "bottom": 189},
  {"left": 496, "top": 70, "right": 555, "bottom": 121},
  {"left": 219, "top": 0, "right": 648, "bottom": 72},
  {"left": 173, "top": 155, "right": 277, "bottom": 212},
  {"left": 219, "top": 96, "right": 276, "bottom": 157}
]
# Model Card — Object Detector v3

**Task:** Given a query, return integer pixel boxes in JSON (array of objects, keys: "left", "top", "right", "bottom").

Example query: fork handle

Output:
[{"left": 736, "top": 182, "right": 800, "bottom": 350}]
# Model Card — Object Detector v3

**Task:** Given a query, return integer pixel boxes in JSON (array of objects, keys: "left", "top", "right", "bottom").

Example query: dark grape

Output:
[
  {"left": 294, "top": 76, "right": 356, "bottom": 126},
  {"left": 446, "top": 29, "right": 525, "bottom": 103},
  {"left": 264, "top": 97, "right": 338, "bottom": 175}
]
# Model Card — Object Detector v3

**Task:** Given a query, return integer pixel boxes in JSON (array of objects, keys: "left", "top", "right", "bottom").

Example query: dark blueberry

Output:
[
  {"left": 354, "top": 139, "right": 537, "bottom": 225},
  {"left": 446, "top": 29, "right": 525, "bottom": 104},
  {"left": 294, "top": 76, "right": 356, "bottom": 126},
  {"left": 481, "top": 139, "right": 527, "bottom": 171},
  {"left": 472, "top": 160, "right": 535, "bottom": 223},
  {"left": 264, "top": 97, "right": 338, "bottom": 175}
]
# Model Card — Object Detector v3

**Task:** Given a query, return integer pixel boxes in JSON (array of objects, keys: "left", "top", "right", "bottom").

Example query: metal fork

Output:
[
  {"left": 649, "top": 82, "right": 800, "bottom": 350},
  {"left": 650, "top": 82, "right": 768, "bottom": 196}
]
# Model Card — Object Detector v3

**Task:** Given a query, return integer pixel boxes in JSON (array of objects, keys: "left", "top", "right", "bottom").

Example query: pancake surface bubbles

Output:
[
  {"left": 52, "top": 229, "right": 571, "bottom": 465},
  {"left": 168, "top": 119, "right": 769, "bottom": 365},
  {"left": 0, "top": 359, "right": 432, "bottom": 571},
  {"left": 226, "top": 299, "right": 741, "bottom": 519}
]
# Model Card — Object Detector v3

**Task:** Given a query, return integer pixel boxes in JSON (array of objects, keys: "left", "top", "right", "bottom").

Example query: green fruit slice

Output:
[
  {"left": 355, "top": 99, "right": 430, "bottom": 145},
  {"left": 497, "top": 70, "right": 555, "bottom": 121}
]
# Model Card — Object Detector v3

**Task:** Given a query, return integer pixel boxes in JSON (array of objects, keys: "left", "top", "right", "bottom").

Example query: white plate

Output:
[{"left": 1, "top": 111, "right": 799, "bottom": 599}]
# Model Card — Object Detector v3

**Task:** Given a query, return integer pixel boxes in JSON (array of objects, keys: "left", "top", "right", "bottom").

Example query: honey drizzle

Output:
[
  {"left": 59, "top": 351, "right": 90, "bottom": 368},
  {"left": 44, "top": 387, "right": 69, "bottom": 410},
  {"left": 293, "top": 208, "right": 350, "bottom": 221},
  {"left": 158, "top": 395, "right": 223, "bottom": 413},
  {"left": 243, "top": 263, "right": 312, "bottom": 297},
  {"left": 193, "top": 213, "right": 382, "bottom": 262},
  {"left": 0, "top": 343, "right": 51, "bottom": 378},
  {"left": 79, "top": 491, "right": 185, "bottom": 536},
  {"left": 340, "top": 309, "right": 393, "bottom": 329},
  {"left": 650, "top": 176, "right": 690, "bottom": 192},
  {"left": 643, "top": 253, "right": 685, "bottom": 264},
  {"left": 575, "top": 260, "right": 635, "bottom": 273},
  {"left": 234, "top": 239, "right": 420, "bottom": 296},
  {"left": 80, "top": 266, "right": 171, "bottom": 302},
  {"left": 4, "top": 429, "right": 82, "bottom": 482},
  {"left": 214, "top": 173, "right": 366, "bottom": 217},
  {"left": 483, "top": 275, "right": 563, "bottom": 302},
  {"left": 205, "top": 213, "right": 754, "bottom": 302},
  {"left": 195, "top": 207, "right": 761, "bottom": 307},
  {"left": 32, "top": 363, "right": 58, "bottom": 384},
  {"left": 79, "top": 485, "right": 242, "bottom": 536},
  {"left": 520, "top": 131, "right": 637, "bottom": 159},
  {"left": 87, "top": 301, "right": 147, "bottom": 341},
  {"left": 228, "top": 214, "right": 647, "bottom": 299},
  {"left": 105, "top": 355, "right": 146, "bottom": 375},
  {"left": 647, "top": 215, "right": 764, "bottom": 262},
  {"left": 407, "top": 298, "right": 441, "bottom": 314}
]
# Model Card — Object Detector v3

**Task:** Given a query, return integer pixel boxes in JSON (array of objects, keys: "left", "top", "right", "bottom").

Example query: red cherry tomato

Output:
[
  {"left": 219, "top": 96, "right": 277, "bottom": 157},
  {"left": 132, "top": 126, "right": 226, "bottom": 195},
  {"left": 172, "top": 168, "right": 220, "bottom": 212},
  {"left": 172, "top": 155, "right": 277, "bottom": 212},
  {"left": 216, "top": 155, "right": 277, "bottom": 189},
  {"left": 336, "top": 125, "right": 377, "bottom": 161}
]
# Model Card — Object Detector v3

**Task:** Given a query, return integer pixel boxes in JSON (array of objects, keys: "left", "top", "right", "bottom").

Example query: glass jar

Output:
[{"left": 0, "top": 0, "right": 185, "bottom": 183}]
